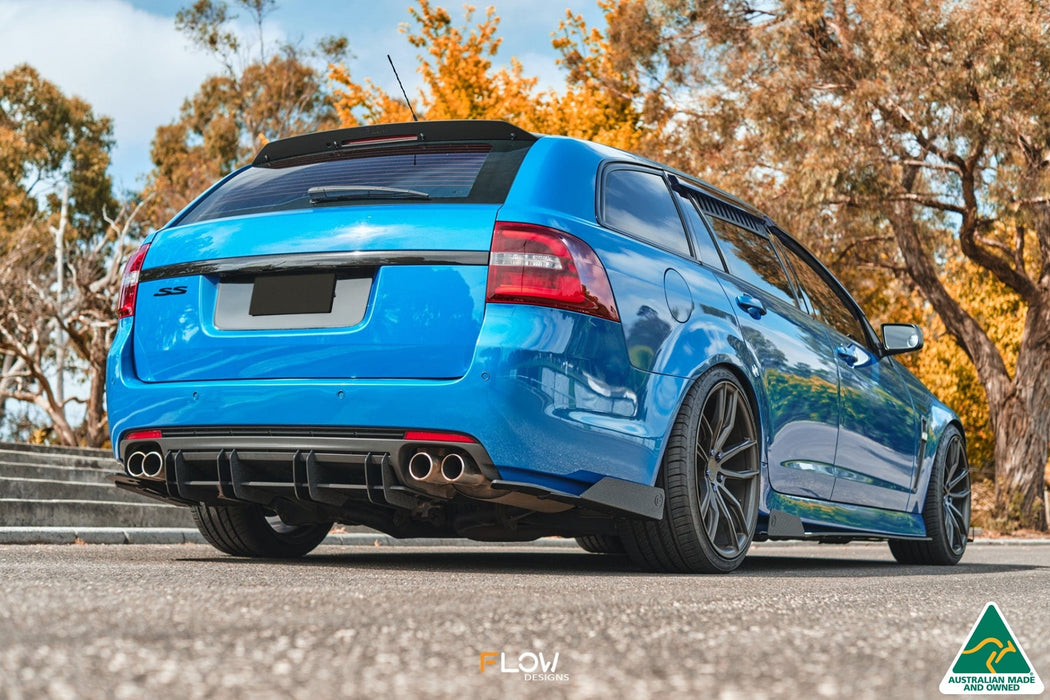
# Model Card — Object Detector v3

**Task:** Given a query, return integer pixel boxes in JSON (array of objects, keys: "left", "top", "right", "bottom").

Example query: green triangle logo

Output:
[{"left": 940, "top": 603, "right": 1044, "bottom": 694}]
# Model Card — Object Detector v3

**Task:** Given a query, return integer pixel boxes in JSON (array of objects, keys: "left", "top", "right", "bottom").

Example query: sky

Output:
[{"left": 0, "top": 0, "right": 606, "bottom": 194}]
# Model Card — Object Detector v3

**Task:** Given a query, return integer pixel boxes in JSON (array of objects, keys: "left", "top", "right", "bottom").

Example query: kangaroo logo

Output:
[
  {"left": 940, "top": 602, "right": 1043, "bottom": 695},
  {"left": 962, "top": 636, "right": 1018, "bottom": 674}
]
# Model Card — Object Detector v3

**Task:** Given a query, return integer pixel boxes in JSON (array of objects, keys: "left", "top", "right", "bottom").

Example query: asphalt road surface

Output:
[{"left": 1, "top": 541, "right": 1047, "bottom": 699}]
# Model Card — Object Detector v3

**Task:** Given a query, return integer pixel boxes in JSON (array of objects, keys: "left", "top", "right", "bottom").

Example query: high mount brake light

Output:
[
  {"left": 117, "top": 243, "right": 150, "bottom": 319},
  {"left": 339, "top": 134, "right": 419, "bottom": 148},
  {"left": 486, "top": 222, "right": 619, "bottom": 322}
]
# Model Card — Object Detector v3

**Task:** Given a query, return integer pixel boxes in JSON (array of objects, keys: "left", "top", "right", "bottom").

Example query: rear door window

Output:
[
  {"left": 673, "top": 190, "right": 726, "bottom": 270},
  {"left": 601, "top": 168, "right": 691, "bottom": 257},
  {"left": 707, "top": 217, "right": 797, "bottom": 306}
]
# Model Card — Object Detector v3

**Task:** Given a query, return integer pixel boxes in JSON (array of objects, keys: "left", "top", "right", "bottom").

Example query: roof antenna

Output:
[{"left": 387, "top": 54, "right": 419, "bottom": 122}]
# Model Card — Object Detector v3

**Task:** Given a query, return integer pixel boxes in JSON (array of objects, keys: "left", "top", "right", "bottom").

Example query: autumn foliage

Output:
[
  {"left": 328, "top": 0, "right": 642, "bottom": 150},
  {"left": 1, "top": 0, "right": 1046, "bottom": 530}
]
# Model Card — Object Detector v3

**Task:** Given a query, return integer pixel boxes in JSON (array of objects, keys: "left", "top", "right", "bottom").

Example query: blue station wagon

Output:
[{"left": 107, "top": 120, "right": 971, "bottom": 572}]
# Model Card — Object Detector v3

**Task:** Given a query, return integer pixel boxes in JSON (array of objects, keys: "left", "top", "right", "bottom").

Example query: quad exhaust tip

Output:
[
  {"left": 440, "top": 453, "right": 485, "bottom": 486},
  {"left": 142, "top": 451, "right": 163, "bottom": 478},
  {"left": 127, "top": 450, "right": 163, "bottom": 478},
  {"left": 408, "top": 451, "right": 439, "bottom": 482},
  {"left": 408, "top": 450, "right": 485, "bottom": 486}
]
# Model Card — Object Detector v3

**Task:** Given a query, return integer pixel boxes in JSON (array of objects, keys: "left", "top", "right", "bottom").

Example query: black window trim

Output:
[
  {"left": 667, "top": 174, "right": 767, "bottom": 234},
  {"left": 596, "top": 162, "right": 696, "bottom": 260},
  {"left": 667, "top": 188, "right": 728, "bottom": 272},
  {"left": 766, "top": 231, "right": 811, "bottom": 313}
]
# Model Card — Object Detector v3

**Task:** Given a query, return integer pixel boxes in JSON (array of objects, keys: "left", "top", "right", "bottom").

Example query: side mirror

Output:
[{"left": 881, "top": 323, "right": 924, "bottom": 355}]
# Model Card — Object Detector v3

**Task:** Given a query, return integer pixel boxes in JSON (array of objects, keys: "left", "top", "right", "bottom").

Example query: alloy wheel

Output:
[{"left": 695, "top": 380, "right": 760, "bottom": 559}]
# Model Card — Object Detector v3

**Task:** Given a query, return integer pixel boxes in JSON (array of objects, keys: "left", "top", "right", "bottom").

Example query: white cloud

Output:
[
  {"left": 0, "top": 0, "right": 608, "bottom": 191},
  {"left": 0, "top": 0, "right": 219, "bottom": 190}
]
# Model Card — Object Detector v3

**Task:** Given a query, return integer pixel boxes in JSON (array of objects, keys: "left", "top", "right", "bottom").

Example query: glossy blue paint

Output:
[
  {"left": 714, "top": 269, "right": 842, "bottom": 501},
  {"left": 663, "top": 268, "right": 693, "bottom": 323},
  {"left": 143, "top": 204, "right": 503, "bottom": 268},
  {"left": 133, "top": 264, "right": 486, "bottom": 382},
  {"left": 765, "top": 489, "right": 926, "bottom": 538},
  {"left": 830, "top": 339, "right": 920, "bottom": 511},
  {"left": 106, "top": 127, "right": 964, "bottom": 545},
  {"left": 109, "top": 304, "right": 687, "bottom": 493}
]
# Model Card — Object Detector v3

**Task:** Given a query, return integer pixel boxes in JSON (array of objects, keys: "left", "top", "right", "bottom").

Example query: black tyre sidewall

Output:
[
  {"left": 193, "top": 503, "right": 331, "bottom": 558},
  {"left": 922, "top": 425, "right": 969, "bottom": 564},
  {"left": 889, "top": 424, "right": 969, "bottom": 565},
  {"left": 575, "top": 535, "right": 626, "bottom": 554}
]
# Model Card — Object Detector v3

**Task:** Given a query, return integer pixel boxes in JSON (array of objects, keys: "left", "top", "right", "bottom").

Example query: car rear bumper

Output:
[
  {"left": 110, "top": 425, "right": 664, "bottom": 524},
  {"left": 107, "top": 304, "right": 689, "bottom": 503}
]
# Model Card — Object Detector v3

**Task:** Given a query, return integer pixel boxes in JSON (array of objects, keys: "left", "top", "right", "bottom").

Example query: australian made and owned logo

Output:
[{"left": 941, "top": 602, "right": 1044, "bottom": 695}]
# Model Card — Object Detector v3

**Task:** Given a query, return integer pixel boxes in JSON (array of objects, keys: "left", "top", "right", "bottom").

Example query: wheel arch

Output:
[
  {"left": 913, "top": 410, "right": 968, "bottom": 518},
  {"left": 654, "top": 356, "right": 770, "bottom": 481}
]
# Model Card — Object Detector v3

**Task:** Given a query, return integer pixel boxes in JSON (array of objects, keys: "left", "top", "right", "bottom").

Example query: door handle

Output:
[
  {"left": 835, "top": 345, "right": 858, "bottom": 366},
  {"left": 736, "top": 294, "right": 766, "bottom": 320}
]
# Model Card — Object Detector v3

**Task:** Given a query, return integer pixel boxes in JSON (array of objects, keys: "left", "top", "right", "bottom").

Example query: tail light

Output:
[
  {"left": 486, "top": 222, "right": 620, "bottom": 322},
  {"left": 117, "top": 243, "right": 150, "bottom": 319}
]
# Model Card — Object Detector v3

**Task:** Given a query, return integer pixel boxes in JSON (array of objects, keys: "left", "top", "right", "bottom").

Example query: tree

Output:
[
  {"left": 328, "top": 0, "right": 643, "bottom": 149},
  {"left": 0, "top": 64, "right": 114, "bottom": 248},
  {"left": 0, "top": 199, "right": 147, "bottom": 446},
  {"left": 0, "top": 64, "right": 122, "bottom": 446},
  {"left": 144, "top": 0, "right": 348, "bottom": 227},
  {"left": 593, "top": 0, "right": 1050, "bottom": 529}
]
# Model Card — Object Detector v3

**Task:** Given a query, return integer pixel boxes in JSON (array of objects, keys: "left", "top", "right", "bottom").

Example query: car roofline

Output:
[
  {"left": 253, "top": 119, "right": 538, "bottom": 166},
  {"left": 254, "top": 119, "right": 768, "bottom": 223}
]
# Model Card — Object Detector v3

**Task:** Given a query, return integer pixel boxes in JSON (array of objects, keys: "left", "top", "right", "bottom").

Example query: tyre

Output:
[
  {"left": 192, "top": 503, "right": 332, "bottom": 558},
  {"left": 889, "top": 425, "right": 970, "bottom": 565},
  {"left": 622, "top": 367, "right": 761, "bottom": 573},
  {"left": 575, "top": 534, "right": 626, "bottom": 554}
]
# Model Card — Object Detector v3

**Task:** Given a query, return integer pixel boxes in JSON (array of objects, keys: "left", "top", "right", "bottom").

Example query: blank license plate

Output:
[{"left": 249, "top": 273, "right": 336, "bottom": 316}]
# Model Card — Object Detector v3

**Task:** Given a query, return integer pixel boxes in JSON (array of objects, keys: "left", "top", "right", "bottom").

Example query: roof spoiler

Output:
[{"left": 253, "top": 119, "right": 537, "bottom": 166}]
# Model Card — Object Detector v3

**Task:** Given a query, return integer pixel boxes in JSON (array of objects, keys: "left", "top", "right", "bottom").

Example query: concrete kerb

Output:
[
  {"left": 0, "top": 527, "right": 1048, "bottom": 547},
  {"left": 0, "top": 528, "right": 582, "bottom": 547},
  {"left": 0, "top": 527, "right": 205, "bottom": 545}
]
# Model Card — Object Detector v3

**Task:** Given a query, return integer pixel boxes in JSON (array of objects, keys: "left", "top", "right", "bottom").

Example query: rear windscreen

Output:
[{"left": 175, "top": 140, "right": 532, "bottom": 226}]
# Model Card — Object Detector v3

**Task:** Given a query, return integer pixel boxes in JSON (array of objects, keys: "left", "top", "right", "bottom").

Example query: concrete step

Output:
[
  {"left": 0, "top": 476, "right": 162, "bottom": 504},
  {"left": 0, "top": 441, "right": 112, "bottom": 459},
  {"left": 0, "top": 447, "right": 117, "bottom": 471},
  {"left": 0, "top": 499, "right": 195, "bottom": 528},
  {"left": 0, "top": 460, "right": 115, "bottom": 484}
]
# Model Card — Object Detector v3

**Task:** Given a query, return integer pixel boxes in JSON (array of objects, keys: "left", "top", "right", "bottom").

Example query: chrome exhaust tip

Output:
[
  {"left": 440, "top": 453, "right": 466, "bottom": 481},
  {"left": 408, "top": 451, "right": 439, "bottom": 482},
  {"left": 126, "top": 451, "right": 146, "bottom": 477},
  {"left": 441, "top": 453, "right": 485, "bottom": 486},
  {"left": 141, "top": 451, "right": 164, "bottom": 478}
]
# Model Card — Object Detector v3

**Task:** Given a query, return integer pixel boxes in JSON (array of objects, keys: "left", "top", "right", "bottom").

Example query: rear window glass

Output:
[
  {"left": 601, "top": 168, "right": 691, "bottom": 256},
  {"left": 175, "top": 141, "right": 531, "bottom": 226}
]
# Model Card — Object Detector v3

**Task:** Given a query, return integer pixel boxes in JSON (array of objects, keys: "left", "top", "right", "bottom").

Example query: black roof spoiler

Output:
[{"left": 252, "top": 120, "right": 538, "bottom": 166}]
